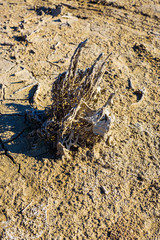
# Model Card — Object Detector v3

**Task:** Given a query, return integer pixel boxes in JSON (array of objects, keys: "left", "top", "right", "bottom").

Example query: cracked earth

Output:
[{"left": 0, "top": 0, "right": 160, "bottom": 239}]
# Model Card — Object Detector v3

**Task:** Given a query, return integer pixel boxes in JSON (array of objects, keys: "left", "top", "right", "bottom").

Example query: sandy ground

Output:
[{"left": 0, "top": 0, "right": 160, "bottom": 239}]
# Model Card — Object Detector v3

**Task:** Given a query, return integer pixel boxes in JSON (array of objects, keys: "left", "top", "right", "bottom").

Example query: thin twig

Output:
[
  {"left": 13, "top": 82, "right": 38, "bottom": 94},
  {"left": 61, "top": 3, "right": 77, "bottom": 9},
  {"left": 46, "top": 60, "right": 61, "bottom": 68}
]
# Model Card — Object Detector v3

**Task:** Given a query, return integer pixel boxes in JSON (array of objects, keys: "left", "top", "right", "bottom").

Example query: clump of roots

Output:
[{"left": 26, "top": 39, "right": 114, "bottom": 154}]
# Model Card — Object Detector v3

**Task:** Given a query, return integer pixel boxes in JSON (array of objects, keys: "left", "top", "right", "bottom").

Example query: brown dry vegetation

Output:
[{"left": 0, "top": 0, "right": 160, "bottom": 239}]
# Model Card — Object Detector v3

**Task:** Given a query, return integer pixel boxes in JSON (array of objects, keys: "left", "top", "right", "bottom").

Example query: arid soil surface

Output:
[{"left": 0, "top": 0, "right": 160, "bottom": 239}]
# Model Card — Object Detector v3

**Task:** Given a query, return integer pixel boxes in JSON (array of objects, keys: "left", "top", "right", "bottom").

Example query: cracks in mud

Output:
[
  {"left": 0, "top": 136, "right": 17, "bottom": 166},
  {"left": 4, "top": 127, "right": 27, "bottom": 144},
  {"left": 0, "top": 136, "right": 26, "bottom": 179},
  {"left": 89, "top": 1, "right": 159, "bottom": 20},
  {"left": 89, "top": 1, "right": 126, "bottom": 10}
]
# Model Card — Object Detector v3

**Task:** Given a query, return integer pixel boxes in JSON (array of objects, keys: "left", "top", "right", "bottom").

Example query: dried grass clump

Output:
[{"left": 28, "top": 39, "right": 114, "bottom": 153}]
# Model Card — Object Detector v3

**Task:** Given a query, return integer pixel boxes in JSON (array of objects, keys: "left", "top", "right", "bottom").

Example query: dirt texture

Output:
[{"left": 0, "top": 0, "right": 160, "bottom": 239}]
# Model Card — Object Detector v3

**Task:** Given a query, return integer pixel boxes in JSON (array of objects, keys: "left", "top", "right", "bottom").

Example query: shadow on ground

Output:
[{"left": 0, "top": 103, "right": 56, "bottom": 161}]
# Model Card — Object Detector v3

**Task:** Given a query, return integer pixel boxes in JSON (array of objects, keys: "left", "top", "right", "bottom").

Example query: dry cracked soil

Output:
[{"left": 0, "top": 0, "right": 160, "bottom": 239}]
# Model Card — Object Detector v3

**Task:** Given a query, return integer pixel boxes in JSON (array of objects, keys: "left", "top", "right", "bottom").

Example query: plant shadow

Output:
[{"left": 0, "top": 103, "right": 56, "bottom": 161}]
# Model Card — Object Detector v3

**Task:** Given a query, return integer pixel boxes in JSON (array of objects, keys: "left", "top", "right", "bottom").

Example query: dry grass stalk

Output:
[{"left": 27, "top": 39, "right": 114, "bottom": 152}]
